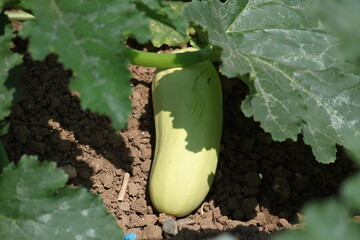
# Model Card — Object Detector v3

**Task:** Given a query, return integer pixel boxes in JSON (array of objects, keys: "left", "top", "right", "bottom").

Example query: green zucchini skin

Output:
[{"left": 149, "top": 48, "right": 222, "bottom": 217}]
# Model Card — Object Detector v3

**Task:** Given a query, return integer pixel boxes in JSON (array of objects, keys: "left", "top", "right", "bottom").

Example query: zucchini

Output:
[{"left": 149, "top": 48, "right": 222, "bottom": 217}]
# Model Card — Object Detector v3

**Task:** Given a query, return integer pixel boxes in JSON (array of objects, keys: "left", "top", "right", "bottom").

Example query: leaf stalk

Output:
[{"left": 123, "top": 47, "right": 219, "bottom": 68}]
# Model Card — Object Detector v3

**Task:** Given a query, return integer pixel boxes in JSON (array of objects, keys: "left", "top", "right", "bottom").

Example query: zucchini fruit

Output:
[{"left": 149, "top": 48, "right": 222, "bottom": 217}]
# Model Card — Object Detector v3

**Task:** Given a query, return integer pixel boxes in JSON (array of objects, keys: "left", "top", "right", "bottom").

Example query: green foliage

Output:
[
  {"left": 0, "top": 19, "right": 22, "bottom": 121},
  {"left": 314, "top": 0, "right": 360, "bottom": 64},
  {"left": 149, "top": 1, "right": 189, "bottom": 47},
  {"left": 149, "top": 19, "right": 187, "bottom": 47},
  {"left": 5, "top": 0, "right": 359, "bottom": 163},
  {"left": 18, "top": 0, "right": 151, "bottom": 130},
  {"left": 0, "top": 0, "right": 21, "bottom": 9},
  {"left": 10, "top": 0, "right": 190, "bottom": 131},
  {"left": 341, "top": 172, "right": 360, "bottom": 211},
  {"left": 274, "top": 199, "right": 360, "bottom": 240},
  {"left": 0, "top": 140, "right": 9, "bottom": 172},
  {"left": 0, "top": 155, "right": 123, "bottom": 240},
  {"left": 344, "top": 135, "right": 360, "bottom": 165},
  {"left": 136, "top": 0, "right": 188, "bottom": 38},
  {"left": 2, "top": 0, "right": 360, "bottom": 239},
  {"left": 184, "top": 0, "right": 360, "bottom": 163}
]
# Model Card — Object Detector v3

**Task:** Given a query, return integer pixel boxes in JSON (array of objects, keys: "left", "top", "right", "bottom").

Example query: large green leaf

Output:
[
  {"left": 136, "top": 0, "right": 188, "bottom": 38},
  {"left": 0, "top": 155, "right": 123, "bottom": 240},
  {"left": 343, "top": 134, "right": 360, "bottom": 166},
  {"left": 149, "top": 1, "right": 188, "bottom": 47},
  {"left": 273, "top": 199, "right": 360, "bottom": 240},
  {"left": 19, "top": 0, "right": 151, "bottom": 130},
  {"left": 0, "top": 139, "right": 9, "bottom": 171},
  {"left": 0, "top": 20, "right": 22, "bottom": 121},
  {"left": 341, "top": 172, "right": 360, "bottom": 211},
  {"left": 0, "top": 0, "right": 21, "bottom": 9},
  {"left": 184, "top": 0, "right": 360, "bottom": 163},
  {"left": 313, "top": 0, "right": 360, "bottom": 64},
  {"left": 149, "top": 18, "right": 188, "bottom": 47}
]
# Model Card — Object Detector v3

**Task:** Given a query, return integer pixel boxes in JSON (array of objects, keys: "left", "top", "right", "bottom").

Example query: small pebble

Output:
[
  {"left": 119, "top": 202, "right": 130, "bottom": 211},
  {"left": 162, "top": 218, "right": 178, "bottom": 235}
]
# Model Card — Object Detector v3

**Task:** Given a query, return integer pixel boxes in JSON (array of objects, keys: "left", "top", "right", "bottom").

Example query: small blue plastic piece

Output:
[{"left": 124, "top": 232, "right": 137, "bottom": 240}]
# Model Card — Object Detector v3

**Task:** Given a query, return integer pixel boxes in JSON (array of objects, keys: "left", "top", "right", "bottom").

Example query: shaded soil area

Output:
[{"left": 2, "top": 40, "right": 358, "bottom": 239}]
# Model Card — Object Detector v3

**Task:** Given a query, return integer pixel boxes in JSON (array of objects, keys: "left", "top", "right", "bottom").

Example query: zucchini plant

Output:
[
  {"left": 5, "top": 0, "right": 360, "bottom": 165},
  {"left": 2, "top": 0, "right": 360, "bottom": 238},
  {"left": 5, "top": 2, "right": 225, "bottom": 217}
]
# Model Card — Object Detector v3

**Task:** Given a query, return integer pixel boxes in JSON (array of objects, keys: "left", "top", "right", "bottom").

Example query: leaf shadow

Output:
[
  {"left": 204, "top": 75, "right": 358, "bottom": 225},
  {"left": 2, "top": 42, "right": 134, "bottom": 190},
  {"left": 171, "top": 224, "right": 270, "bottom": 240}
]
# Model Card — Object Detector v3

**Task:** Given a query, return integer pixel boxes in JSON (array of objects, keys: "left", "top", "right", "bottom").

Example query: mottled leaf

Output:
[
  {"left": 0, "top": 139, "right": 9, "bottom": 171},
  {"left": 314, "top": 0, "right": 360, "bottom": 64},
  {"left": 136, "top": 0, "right": 188, "bottom": 37},
  {"left": 19, "top": 0, "right": 151, "bottom": 130},
  {"left": 0, "top": 20, "right": 22, "bottom": 121},
  {"left": 274, "top": 199, "right": 360, "bottom": 240},
  {"left": 185, "top": 0, "right": 360, "bottom": 163},
  {"left": 343, "top": 134, "right": 360, "bottom": 165},
  {"left": 0, "top": 155, "right": 123, "bottom": 240},
  {"left": 150, "top": 18, "right": 187, "bottom": 47},
  {"left": 1, "top": 0, "right": 21, "bottom": 9},
  {"left": 341, "top": 172, "right": 360, "bottom": 211},
  {"left": 149, "top": 1, "right": 188, "bottom": 47}
]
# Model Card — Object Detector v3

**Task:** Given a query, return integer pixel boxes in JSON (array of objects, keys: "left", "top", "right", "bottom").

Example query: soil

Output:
[{"left": 2, "top": 39, "right": 358, "bottom": 240}]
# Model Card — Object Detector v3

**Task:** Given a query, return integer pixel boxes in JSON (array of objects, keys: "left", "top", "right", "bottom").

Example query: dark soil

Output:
[{"left": 2, "top": 39, "right": 358, "bottom": 240}]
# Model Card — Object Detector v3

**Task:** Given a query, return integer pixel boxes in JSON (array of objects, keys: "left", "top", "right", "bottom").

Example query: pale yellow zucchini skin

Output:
[{"left": 149, "top": 48, "right": 222, "bottom": 217}]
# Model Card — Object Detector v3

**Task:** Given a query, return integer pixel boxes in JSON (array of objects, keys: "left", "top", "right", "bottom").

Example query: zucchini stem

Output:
[
  {"left": 123, "top": 47, "right": 220, "bottom": 68},
  {"left": 5, "top": 10, "right": 220, "bottom": 68}
]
